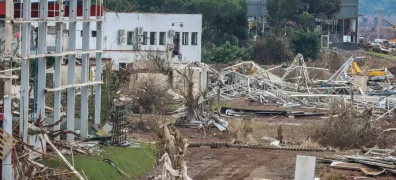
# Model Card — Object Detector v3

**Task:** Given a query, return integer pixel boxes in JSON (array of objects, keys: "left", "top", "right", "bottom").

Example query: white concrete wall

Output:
[{"left": 44, "top": 12, "right": 202, "bottom": 67}]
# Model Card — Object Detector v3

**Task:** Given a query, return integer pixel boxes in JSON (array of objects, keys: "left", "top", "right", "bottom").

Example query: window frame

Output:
[
  {"left": 191, "top": 32, "right": 198, "bottom": 45},
  {"left": 127, "top": 31, "right": 135, "bottom": 45},
  {"left": 91, "top": 31, "right": 97, "bottom": 37},
  {"left": 150, "top": 32, "right": 157, "bottom": 45},
  {"left": 142, "top": 32, "right": 148, "bottom": 45},
  {"left": 159, "top": 32, "right": 166, "bottom": 45},
  {"left": 119, "top": 63, "right": 127, "bottom": 69},
  {"left": 182, "top": 32, "right": 189, "bottom": 45}
]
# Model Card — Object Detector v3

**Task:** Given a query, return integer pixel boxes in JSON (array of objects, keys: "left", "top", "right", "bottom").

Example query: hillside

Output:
[{"left": 359, "top": 0, "right": 396, "bottom": 16}]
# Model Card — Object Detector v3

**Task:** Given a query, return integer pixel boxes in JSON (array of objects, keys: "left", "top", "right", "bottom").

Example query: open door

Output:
[{"left": 172, "top": 32, "right": 181, "bottom": 58}]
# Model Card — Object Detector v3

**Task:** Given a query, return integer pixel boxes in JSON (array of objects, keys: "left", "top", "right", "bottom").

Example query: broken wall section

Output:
[{"left": 128, "top": 63, "right": 208, "bottom": 99}]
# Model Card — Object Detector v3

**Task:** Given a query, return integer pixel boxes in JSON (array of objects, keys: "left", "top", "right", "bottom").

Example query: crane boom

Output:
[{"left": 383, "top": 19, "right": 396, "bottom": 29}]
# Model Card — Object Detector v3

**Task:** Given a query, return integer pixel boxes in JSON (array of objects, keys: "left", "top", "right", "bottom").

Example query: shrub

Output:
[
  {"left": 203, "top": 41, "right": 251, "bottom": 64},
  {"left": 291, "top": 29, "right": 321, "bottom": 60},
  {"left": 127, "top": 75, "right": 171, "bottom": 114},
  {"left": 310, "top": 100, "right": 379, "bottom": 150}
]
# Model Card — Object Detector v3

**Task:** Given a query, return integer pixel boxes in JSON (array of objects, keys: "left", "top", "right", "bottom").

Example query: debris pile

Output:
[
  {"left": 203, "top": 54, "right": 396, "bottom": 117},
  {"left": 172, "top": 54, "right": 396, "bottom": 144},
  {"left": 157, "top": 125, "right": 191, "bottom": 180},
  {"left": 319, "top": 148, "right": 396, "bottom": 176},
  {"left": 5, "top": 117, "right": 88, "bottom": 180}
]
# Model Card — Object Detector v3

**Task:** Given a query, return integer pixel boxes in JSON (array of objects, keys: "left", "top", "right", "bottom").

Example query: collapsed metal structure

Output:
[
  {"left": 206, "top": 54, "right": 396, "bottom": 116},
  {"left": 0, "top": 0, "right": 104, "bottom": 179}
]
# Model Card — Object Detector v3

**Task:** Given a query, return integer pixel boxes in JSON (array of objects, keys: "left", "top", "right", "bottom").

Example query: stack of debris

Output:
[{"left": 319, "top": 148, "right": 396, "bottom": 177}]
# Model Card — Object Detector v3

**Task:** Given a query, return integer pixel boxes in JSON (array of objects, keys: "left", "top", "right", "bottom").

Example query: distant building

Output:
[
  {"left": 246, "top": 0, "right": 360, "bottom": 50},
  {"left": 43, "top": 12, "right": 202, "bottom": 69},
  {"left": 319, "top": 0, "right": 359, "bottom": 50},
  {"left": 246, "top": 0, "right": 267, "bottom": 34}
]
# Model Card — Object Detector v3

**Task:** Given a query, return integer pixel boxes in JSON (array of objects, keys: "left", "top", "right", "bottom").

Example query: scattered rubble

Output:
[
  {"left": 6, "top": 51, "right": 396, "bottom": 179},
  {"left": 163, "top": 53, "right": 396, "bottom": 179}
]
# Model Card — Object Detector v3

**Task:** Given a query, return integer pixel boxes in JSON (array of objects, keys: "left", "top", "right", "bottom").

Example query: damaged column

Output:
[
  {"left": 37, "top": 0, "right": 48, "bottom": 120},
  {"left": 20, "top": 0, "right": 31, "bottom": 143},
  {"left": 95, "top": 0, "right": 103, "bottom": 125},
  {"left": 2, "top": 0, "right": 14, "bottom": 179},
  {"left": 80, "top": 0, "right": 91, "bottom": 139},
  {"left": 53, "top": 0, "right": 63, "bottom": 140},
  {"left": 67, "top": 0, "right": 77, "bottom": 143}
]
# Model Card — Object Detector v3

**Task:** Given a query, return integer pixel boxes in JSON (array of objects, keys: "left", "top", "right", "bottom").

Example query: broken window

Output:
[
  {"left": 91, "top": 31, "right": 97, "bottom": 37},
  {"left": 80, "top": 31, "right": 83, "bottom": 37},
  {"left": 159, "top": 32, "right": 166, "bottom": 45},
  {"left": 150, "top": 32, "right": 157, "bottom": 45},
  {"left": 143, "top": 32, "right": 148, "bottom": 45},
  {"left": 182, "top": 32, "right": 189, "bottom": 45},
  {"left": 173, "top": 32, "right": 181, "bottom": 56},
  {"left": 127, "top": 31, "right": 135, "bottom": 45},
  {"left": 191, "top": 32, "right": 198, "bottom": 45}
]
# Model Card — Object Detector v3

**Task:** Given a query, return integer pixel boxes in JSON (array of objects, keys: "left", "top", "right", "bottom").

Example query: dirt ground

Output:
[
  {"left": 141, "top": 129, "right": 395, "bottom": 180},
  {"left": 185, "top": 148, "right": 393, "bottom": 180},
  {"left": 137, "top": 99, "right": 395, "bottom": 180}
]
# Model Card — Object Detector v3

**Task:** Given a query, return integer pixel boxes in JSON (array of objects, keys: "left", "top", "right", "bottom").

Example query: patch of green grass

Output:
[
  {"left": 366, "top": 51, "right": 396, "bottom": 61},
  {"left": 168, "top": 116, "right": 177, "bottom": 123},
  {"left": 167, "top": 104, "right": 183, "bottom": 112},
  {"left": 40, "top": 144, "right": 158, "bottom": 180}
]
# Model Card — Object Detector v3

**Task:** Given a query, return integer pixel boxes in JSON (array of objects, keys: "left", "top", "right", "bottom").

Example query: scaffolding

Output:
[
  {"left": 111, "top": 104, "right": 127, "bottom": 146},
  {"left": 0, "top": 0, "right": 104, "bottom": 179}
]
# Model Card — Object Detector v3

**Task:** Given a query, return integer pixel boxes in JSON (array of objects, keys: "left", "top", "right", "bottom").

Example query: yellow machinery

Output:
[
  {"left": 383, "top": 19, "right": 396, "bottom": 43},
  {"left": 351, "top": 61, "right": 389, "bottom": 80},
  {"left": 351, "top": 62, "right": 363, "bottom": 75},
  {"left": 367, "top": 69, "right": 387, "bottom": 77}
]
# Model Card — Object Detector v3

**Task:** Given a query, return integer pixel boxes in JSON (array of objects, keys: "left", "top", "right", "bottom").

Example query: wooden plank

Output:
[{"left": 294, "top": 155, "right": 316, "bottom": 180}]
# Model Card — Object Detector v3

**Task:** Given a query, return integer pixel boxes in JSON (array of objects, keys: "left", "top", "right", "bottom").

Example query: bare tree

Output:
[{"left": 175, "top": 67, "right": 200, "bottom": 116}]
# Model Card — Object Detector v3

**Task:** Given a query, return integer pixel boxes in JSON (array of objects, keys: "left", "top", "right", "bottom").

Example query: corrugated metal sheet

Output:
[{"left": 294, "top": 155, "right": 316, "bottom": 180}]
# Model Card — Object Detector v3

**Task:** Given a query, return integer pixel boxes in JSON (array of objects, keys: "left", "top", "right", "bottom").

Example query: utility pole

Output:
[
  {"left": 377, "top": 8, "right": 381, "bottom": 39},
  {"left": 2, "top": 0, "right": 14, "bottom": 179}
]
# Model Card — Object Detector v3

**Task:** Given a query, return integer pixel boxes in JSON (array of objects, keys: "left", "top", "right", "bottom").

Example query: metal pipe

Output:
[{"left": 0, "top": 67, "right": 21, "bottom": 73}]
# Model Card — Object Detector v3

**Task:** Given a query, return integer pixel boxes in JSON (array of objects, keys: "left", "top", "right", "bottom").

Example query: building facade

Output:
[
  {"left": 320, "top": 0, "right": 359, "bottom": 50},
  {"left": 247, "top": 0, "right": 267, "bottom": 35},
  {"left": 246, "top": 0, "right": 360, "bottom": 50},
  {"left": 43, "top": 12, "right": 203, "bottom": 68}
]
